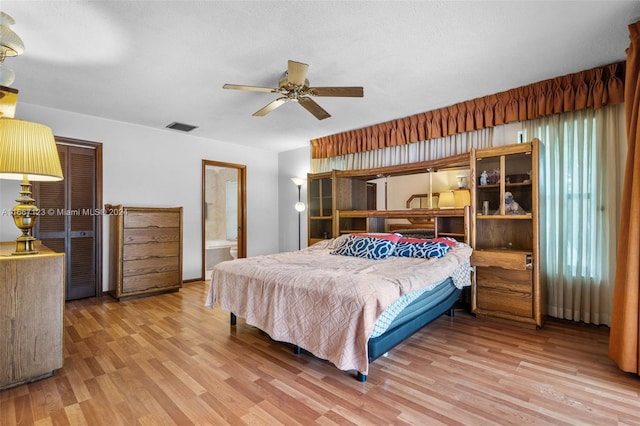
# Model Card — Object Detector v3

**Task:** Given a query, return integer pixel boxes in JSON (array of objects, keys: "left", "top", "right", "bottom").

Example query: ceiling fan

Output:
[{"left": 223, "top": 60, "right": 363, "bottom": 120}]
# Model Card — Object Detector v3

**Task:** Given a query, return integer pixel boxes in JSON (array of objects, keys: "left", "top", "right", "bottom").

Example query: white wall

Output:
[
  {"left": 0, "top": 103, "right": 280, "bottom": 287},
  {"left": 278, "top": 146, "right": 311, "bottom": 252}
]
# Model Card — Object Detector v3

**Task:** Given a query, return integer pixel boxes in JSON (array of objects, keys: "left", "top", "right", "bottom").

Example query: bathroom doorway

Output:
[{"left": 202, "top": 160, "right": 246, "bottom": 280}]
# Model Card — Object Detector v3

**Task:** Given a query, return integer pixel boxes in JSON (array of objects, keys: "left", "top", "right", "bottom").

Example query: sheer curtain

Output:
[
  {"left": 524, "top": 104, "right": 626, "bottom": 325},
  {"left": 311, "top": 128, "right": 493, "bottom": 173}
]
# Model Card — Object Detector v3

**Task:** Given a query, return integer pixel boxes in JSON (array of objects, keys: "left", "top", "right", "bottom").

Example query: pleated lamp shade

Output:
[
  {"left": 0, "top": 118, "right": 63, "bottom": 181},
  {"left": 453, "top": 189, "right": 471, "bottom": 208},
  {"left": 438, "top": 191, "right": 455, "bottom": 209}
]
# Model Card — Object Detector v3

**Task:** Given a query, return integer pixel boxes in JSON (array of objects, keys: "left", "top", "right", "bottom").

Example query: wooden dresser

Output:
[
  {"left": 0, "top": 242, "right": 64, "bottom": 390},
  {"left": 107, "top": 205, "right": 183, "bottom": 300}
]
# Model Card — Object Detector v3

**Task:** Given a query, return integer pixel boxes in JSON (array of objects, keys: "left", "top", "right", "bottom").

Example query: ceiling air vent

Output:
[{"left": 166, "top": 121, "right": 198, "bottom": 132}]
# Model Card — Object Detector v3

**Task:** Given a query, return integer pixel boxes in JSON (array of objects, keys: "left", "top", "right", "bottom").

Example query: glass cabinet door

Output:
[
  {"left": 307, "top": 174, "right": 334, "bottom": 244},
  {"left": 475, "top": 144, "right": 535, "bottom": 252}
]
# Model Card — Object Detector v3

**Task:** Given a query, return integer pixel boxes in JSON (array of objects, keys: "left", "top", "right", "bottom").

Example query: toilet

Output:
[{"left": 229, "top": 246, "right": 238, "bottom": 260}]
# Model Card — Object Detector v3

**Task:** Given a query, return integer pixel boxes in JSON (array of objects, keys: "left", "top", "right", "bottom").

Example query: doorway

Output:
[
  {"left": 34, "top": 137, "right": 103, "bottom": 300},
  {"left": 202, "top": 160, "right": 246, "bottom": 280}
]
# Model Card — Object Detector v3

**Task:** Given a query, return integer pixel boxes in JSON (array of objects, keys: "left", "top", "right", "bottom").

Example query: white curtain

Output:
[
  {"left": 310, "top": 106, "right": 625, "bottom": 326},
  {"left": 524, "top": 104, "right": 626, "bottom": 325},
  {"left": 310, "top": 128, "right": 493, "bottom": 173}
]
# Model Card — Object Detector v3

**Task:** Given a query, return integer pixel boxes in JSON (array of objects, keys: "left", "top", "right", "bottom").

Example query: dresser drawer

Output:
[
  {"left": 124, "top": 228, "right": 180, "bottom": 244},
  {"left": 476, "top": 267, "right": 532, "bottom": 318},
  {"left": 124, "top": 211, "right": 181, "bottom": 228},
  {"left": 123, "top": 241, "right": 180, "bottom": 260},
  {"left": 122, "top": 271, "right": 181, "bottom": 294},
  {"left": 471, "top": 250, "right": 532, "bottom": 270},
  {"left": 123, "top": 257, "right": 180, "bottom": 277}
]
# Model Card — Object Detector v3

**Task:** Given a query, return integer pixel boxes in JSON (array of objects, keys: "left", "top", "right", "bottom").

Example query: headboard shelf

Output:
[
  {"left": 307, "top": 152, "right": 473, "bottom": 246},
  {"left": 335, "top": 207, "right": 470, "bottom": 244}
]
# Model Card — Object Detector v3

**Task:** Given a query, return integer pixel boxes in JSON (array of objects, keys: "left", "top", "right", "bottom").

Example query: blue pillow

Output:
[
  {"left": 393, "top": 239, "right": 451, "bottom": 259},
  {"left": 331, "top": 235, "right": 398, "bottom": 260}
]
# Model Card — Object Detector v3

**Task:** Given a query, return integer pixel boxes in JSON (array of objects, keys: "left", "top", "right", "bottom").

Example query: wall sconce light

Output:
[
  {"left": 291, "top": 177, "right": 306, "bottom": 250},
  {"left": 0, "top": 118, "right": 63, "bottom": 254}
]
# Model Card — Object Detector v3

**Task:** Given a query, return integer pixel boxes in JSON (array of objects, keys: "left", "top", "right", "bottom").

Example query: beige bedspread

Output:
[{"left": 205, "top": 240, "right": 472, "bottom": 375}]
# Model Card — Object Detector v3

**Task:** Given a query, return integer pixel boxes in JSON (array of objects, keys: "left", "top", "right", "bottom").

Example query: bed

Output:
[{"left": 205, "top": 226, "right": 472, "bottom": 382}]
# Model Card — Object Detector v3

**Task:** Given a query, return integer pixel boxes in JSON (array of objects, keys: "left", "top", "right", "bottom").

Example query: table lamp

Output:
[
  {"left": 438, "top": 191, "right": 455, "bottom": 209},
  {"left": 453, "top": 189, "right": 471, "bottom": 208},
  {"left": 0, "top": 118, "right": 63, "bottom": 254}
]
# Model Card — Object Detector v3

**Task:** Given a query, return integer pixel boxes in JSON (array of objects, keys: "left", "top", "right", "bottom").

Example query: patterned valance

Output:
[{"left": 311, "top": 61, "right": 625, "bottom": 159}]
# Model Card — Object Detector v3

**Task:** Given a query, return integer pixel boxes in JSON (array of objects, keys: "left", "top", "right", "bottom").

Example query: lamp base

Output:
[
  {"left": 11, "top": 175, "right": 40, "bottom": 255},
  {"left": 13, "top": 235, "right": 38, "bottom": 255}
]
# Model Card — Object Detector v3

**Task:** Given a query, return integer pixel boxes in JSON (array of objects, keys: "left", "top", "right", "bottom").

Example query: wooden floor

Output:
[{"left": 1, "top": 281, "right": 639, "bottom": 425}]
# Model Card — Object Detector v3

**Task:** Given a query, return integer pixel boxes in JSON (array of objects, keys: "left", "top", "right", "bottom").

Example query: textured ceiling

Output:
[{"left": 2, "top": 1, "right": 639, "bottom": 152}]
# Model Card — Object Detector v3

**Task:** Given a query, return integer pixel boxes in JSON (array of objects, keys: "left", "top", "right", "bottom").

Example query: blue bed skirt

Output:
[{"left": 367, "top": 278, "right": 461, "bottom": 363}]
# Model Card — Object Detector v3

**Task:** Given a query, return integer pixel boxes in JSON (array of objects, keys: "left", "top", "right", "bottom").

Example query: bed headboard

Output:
[{"left": 335, "top": 205, "right": 472, "bottom": 245}]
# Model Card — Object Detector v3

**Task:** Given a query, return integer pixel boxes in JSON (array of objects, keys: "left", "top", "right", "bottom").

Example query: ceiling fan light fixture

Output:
[
  {"left": 0, "top": 12, "right": 25, "bottom": 59},
  {"left": 223, "top": 59, "right": 363, "bottom": 120},
  {"left": 0, "top": 62, "right": 15, "bottom": 86}
]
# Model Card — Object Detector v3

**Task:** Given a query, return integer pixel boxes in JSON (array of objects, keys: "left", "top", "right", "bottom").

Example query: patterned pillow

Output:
[
  {"left": 331, "top": 233, "right": 400, "bottom": 260},
  {"left": 393, "top": 237, "right": 453, "bottom": 259}
]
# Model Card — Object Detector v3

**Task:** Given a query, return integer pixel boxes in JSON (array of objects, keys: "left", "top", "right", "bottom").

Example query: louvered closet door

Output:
[{"left": 36, "top": 144, "right": 98, "bottom": 300}]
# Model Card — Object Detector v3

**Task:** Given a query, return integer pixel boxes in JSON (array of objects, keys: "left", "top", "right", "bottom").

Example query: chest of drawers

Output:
[{"left": 107, "top": 205, "right": 182, "bottom": 300}]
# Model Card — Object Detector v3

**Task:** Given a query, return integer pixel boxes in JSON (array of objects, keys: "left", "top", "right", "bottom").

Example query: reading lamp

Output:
[
  {"left": 0, "top": 118, "right": 63, "bottom": 254},
  {"left": 453, "top": 189, "right": 471, "bottom": 208},
  {"left": 291, "top": 177, "right": 306, "bottom": 250},
  {"left": 438, "top": 191, "right": 456, "bottom": 209}
]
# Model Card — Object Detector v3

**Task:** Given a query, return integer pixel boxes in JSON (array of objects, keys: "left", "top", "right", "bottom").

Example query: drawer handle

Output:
[{"left": 525, "top": 254, "right": 533, "bottom": 269}]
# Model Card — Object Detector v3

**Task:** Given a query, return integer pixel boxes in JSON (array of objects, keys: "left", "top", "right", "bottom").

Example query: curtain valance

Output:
[{"left": 311, "top": 61, "right": 625, "bottom": 159}]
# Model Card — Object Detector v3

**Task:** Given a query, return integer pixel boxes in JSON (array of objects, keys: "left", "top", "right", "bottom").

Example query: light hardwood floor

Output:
[{"left": 1, "top": 281, "right": 639, "bottom": 425}]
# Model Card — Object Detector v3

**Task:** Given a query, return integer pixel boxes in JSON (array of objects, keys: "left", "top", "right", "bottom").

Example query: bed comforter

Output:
[{"left": 205, "top": 240, "right": 472, "bottom": 375}]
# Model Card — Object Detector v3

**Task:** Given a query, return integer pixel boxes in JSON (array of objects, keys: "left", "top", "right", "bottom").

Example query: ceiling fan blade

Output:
[
  {"left": 308, "top": 86, "right": 364, "bottom": 97},
  {"left": 253, "top": 97, "right": 288, "bottom": 116},
  {"left": 298, "top": 97, "right": 331, "bottom": 120},
  {"left": 287, "top": 60, "right": 309, "bottom": 86},
  {"left": 223, "top": 84, "right": 278, "bottom": 93}
]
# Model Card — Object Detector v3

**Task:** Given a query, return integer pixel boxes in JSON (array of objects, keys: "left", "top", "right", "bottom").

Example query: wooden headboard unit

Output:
[{"left": 335, "top": 205, "right": 471, "bottom": 245}]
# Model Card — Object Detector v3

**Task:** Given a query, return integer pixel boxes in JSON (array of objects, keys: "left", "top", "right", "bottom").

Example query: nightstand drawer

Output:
[
  {"left": 471, "top": 250, "right": 532, "bottom": 270},
  {"left": 476, "top": 266, "right": 532, "bottom": 317}
]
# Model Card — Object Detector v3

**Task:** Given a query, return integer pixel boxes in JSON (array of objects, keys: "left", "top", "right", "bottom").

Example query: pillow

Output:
[
  {"left": 435, "top": 237, "right": 458, "bottom": 247},
  {"left": 327, "top": 234, "right": 351, "bottom": 250},
  {"left": 331, "top": 233, "right": 400, "bottom": 260},
  {"left": 393, "top": 237, "right": 453, "bottom": 259}
]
